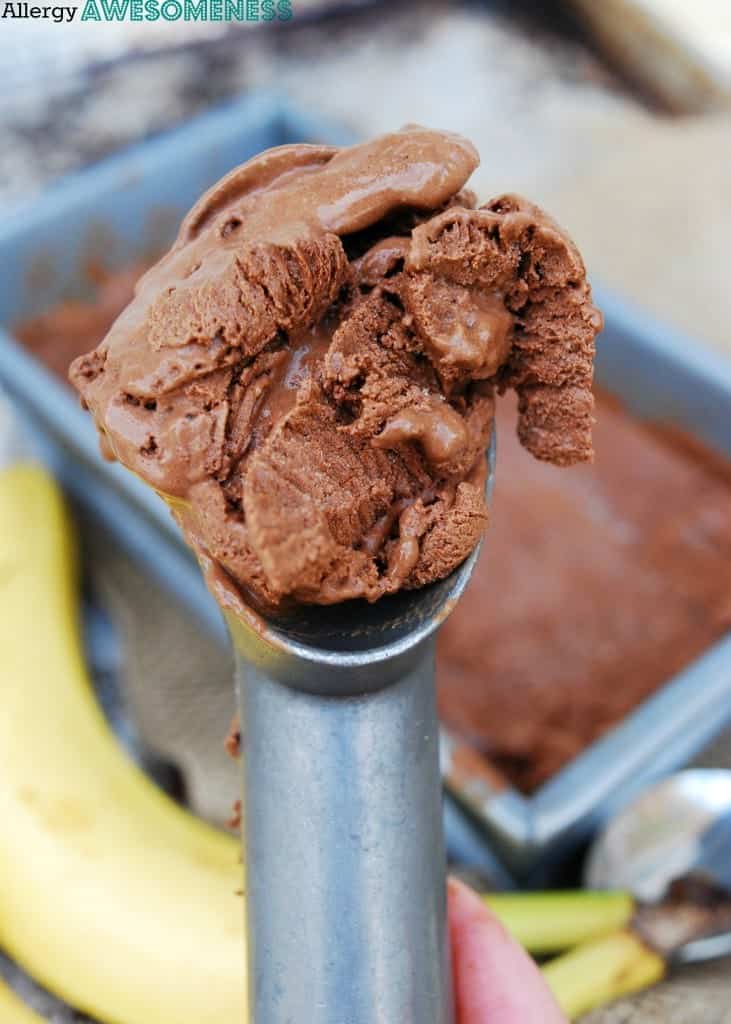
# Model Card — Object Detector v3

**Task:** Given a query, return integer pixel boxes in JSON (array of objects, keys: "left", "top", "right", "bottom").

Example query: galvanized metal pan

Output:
[
  {"left": 443, "top": 287, "right": 731, "bottom": 879},
  {"left": 0, "top": 92, "right": 729, "bottom": 879}
]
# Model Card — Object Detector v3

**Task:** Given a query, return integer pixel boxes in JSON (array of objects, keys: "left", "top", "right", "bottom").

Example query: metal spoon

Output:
[
  {"left": 585, "top": 768, "right": 731, "bottom": 964},
  {"left": 228, "top": 435, "right": 496, "bottom": 1024},
  {"left": 478, "top": 772, "right": 731, "bottom": 1019}
]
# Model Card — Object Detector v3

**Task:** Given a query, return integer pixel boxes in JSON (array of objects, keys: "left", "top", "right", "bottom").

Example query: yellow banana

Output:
[
  {"left": 0, "top": 464, "right": 246, "bottom": 1024},
  {"left": 0, "top": 976, "right": 46, "bottom": 1023},
  {"left": 543, "top": 930, "right": 665, "bottom": 1020},
  {"left": 485, "top": 891, "right": 635, "bottom": 954}
]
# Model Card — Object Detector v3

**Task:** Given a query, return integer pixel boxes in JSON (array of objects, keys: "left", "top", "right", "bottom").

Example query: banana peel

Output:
[
  {"left": 543, "top": 929, "right": 665, "bottom": 1020},
  {"left": 0, "top": 464, "right": 246, "bottom": 1023},
  {"left": 485, "top": 891, "right": 635, "bottom": 955},
  {"left": 0, "top": 976, "right": 46, "bottom": 1023}
]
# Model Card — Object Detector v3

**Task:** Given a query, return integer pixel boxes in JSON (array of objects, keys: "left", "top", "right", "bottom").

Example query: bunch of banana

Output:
[{"left": 0, "top": 463, "right": 662, "bottom": 1022}]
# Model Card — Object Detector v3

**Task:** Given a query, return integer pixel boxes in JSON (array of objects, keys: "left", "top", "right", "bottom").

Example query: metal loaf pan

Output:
[
  {"left": 442, "top": 289, "right": 731, "bottom": 879},
  {"left": 1, "top": 94, "right": 729, "bottom": 880}
]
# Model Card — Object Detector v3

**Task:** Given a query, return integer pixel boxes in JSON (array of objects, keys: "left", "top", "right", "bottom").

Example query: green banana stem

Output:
[
  {"left": 541, "top": 929, "right": 666, "bottom": 1020},
  {"left": 485, "top": 891, "right": 635, "bottom": 954}
]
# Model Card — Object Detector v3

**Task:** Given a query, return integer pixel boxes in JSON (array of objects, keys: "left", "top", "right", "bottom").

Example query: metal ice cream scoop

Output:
[{"left": 227, "top": 434, "right": 496, "bottom": 1024}]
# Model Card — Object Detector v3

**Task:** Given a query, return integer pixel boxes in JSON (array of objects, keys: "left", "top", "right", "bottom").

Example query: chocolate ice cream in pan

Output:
[{"left": 71, "top": 127, "right": 600, "bottom": 1023}]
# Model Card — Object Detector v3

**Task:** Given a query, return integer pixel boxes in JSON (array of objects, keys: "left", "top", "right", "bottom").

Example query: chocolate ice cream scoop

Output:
[{"left": 70, "top": 127, "right": 600, "bottom": 612}]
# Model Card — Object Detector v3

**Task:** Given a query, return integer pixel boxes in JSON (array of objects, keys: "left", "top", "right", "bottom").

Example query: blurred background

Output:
[
  {"left": 1, "top": 0, "right": 730, "bottom": 349},
  {"left": 0, "top": 3, "right": 730, "bottom": 1021}
]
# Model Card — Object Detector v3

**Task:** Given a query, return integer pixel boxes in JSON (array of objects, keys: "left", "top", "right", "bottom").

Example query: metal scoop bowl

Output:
[{"left": 226, "top": 434, "right": 495, "bottom": 1024}]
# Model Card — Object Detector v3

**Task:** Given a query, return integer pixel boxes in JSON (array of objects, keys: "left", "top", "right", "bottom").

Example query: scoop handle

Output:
[{"left": 234, "top": 633, "right": 453, "bottom": 1024}]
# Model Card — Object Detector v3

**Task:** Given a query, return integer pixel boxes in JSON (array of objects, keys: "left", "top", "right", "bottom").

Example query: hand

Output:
[{"left": 448, "top": 878, "right": 567, "bottom": 1023}]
